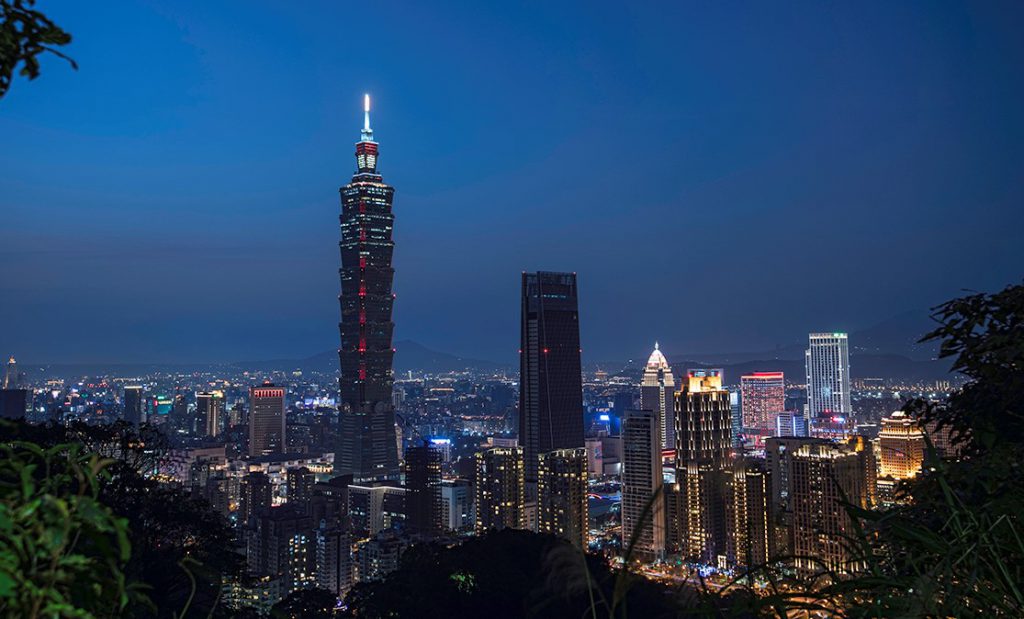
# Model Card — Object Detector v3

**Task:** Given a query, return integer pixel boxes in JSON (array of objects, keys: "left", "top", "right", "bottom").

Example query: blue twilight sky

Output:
[{"left": 1, "top": 0, "right": 1022, "bottom": 364}]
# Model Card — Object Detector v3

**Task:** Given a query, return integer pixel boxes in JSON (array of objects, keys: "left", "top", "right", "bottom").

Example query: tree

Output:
[
  {"left": 0, "top": 0, "right": 76, "bottom": 99},
  {"left": 0, "top": 440, "right": 133, "bottom": 618},
  {"left": 271, "top": 588, "right": 338, "bottom": 619},
  {"left": 0, "top": 420, "right": 243, "bottom": 618}
]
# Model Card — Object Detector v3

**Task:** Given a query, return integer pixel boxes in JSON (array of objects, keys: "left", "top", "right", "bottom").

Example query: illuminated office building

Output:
[
  {"left": 640, "top": 342, "right": 675, "bottom": 451},
  {"left": 475, "top": 446, "right": 525, "bottom": 534},
  {"left": 537, "top": 447, "right": 588, "bottom": 548},
  {"left": 336, "top": 94, "right": 400, "bottom": 482},
  {"left": 3, "top": 355, "right": 17, "bottom": 389},
  {"left": 740, "top": 372, "right": 785, "bottom": 433},
  {"left": 877, "top": 410, "right": 925, "bottom": 503},
  {"left": 621, "top": 409, "right": 666, "bottom": 560},
  {"left": 519, "top": 272, "right": 584, "bottom": 503},
  {"left": 196, "top": 390, "right": 225, "bottom": 438},
  {"left": 805, "top": 333, "right": 853, "bottom": 437},
  {"left": 675, "top": 369, "right": 733, "bottom": 565},
  {"left": 249, "top": 383, "right": 286, "bottom": 457}
]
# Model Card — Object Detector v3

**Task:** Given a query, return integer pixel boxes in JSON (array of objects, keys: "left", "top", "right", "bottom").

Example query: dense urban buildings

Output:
[
  {"left": 740, "top": 371, "right": 785, "bottom": 434},
  {"left": 336, "top": 95, "right": 400, "bottom": 483},
  {"left": 249, "top": 383, "right": 286, "bottom": 457},
  {"left": 640, "top": 342, "right": 676, "bottom": 451},
  {"left": 518, "top": 271, "right": 584, "bottom": 517},
  {"left": 806, "top": 332, "right": 853, "bottom": 437},
  {"left": 621, "top": 408, "right": 666, "bottom": 559}
]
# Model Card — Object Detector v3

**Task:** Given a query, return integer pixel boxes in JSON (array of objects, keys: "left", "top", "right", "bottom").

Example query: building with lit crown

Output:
[
  {"left": 640, "top": 342, "right": 676, "bottom": 451},
  {"left": 336, "top": 95, "right": 400, "bottom": 482},
  {"left": 675, "top": 368, "right": 733, "bottom": 566}
]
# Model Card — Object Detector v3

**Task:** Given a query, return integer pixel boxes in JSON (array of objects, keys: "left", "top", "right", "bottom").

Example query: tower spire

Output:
[{"left": 361, "top": 93, "right": 373, "bottom": 142}]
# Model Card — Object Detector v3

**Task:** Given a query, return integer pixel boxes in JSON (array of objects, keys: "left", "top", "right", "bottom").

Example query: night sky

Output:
[{"left": 1, "top": 1, "right": 1022, "bottom": 364}]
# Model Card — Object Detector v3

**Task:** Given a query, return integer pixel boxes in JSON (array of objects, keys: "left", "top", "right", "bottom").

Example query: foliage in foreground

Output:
[
  {"left": 0, "top": 441, "right": 132, "bottom": 618},
  {"left": 0, "top": 0, "right": 76, "bottom": 99}
]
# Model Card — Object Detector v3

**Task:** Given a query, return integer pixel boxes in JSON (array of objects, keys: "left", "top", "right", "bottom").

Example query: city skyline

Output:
[{"left": 2, "top": 1, "right": 1023, "bottom": 365}]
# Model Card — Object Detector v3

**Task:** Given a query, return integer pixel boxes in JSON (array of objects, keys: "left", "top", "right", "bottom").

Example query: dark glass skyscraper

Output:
[
  {"left": 336, "top": 96, "right": 399, "bottom": 482},
  {"left": 519, "top": 272, "right": 584, "bottom": 487}
]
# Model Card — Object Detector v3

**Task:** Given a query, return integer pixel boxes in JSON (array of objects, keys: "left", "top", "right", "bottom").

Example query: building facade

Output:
[
  {"left": 675, "top": 368, "right": 733, "bottom": 565},
  {"left": 640, "top": 343, "right": 676, "bottom": 451},
  {"left": 196, "top": 390, "right": 224, "bottom": 438},
  {"left": 740, "top": 372, "right": 785, "bottom": 434},
  {"left": 336, "top": 95, "right": 400, "bottom": 482},
  {"left": 621, "top": 408, "right": 666, "bottom": 560},
  {"left": 519, "top": 272, "right": 584, "bottom": 497},
  {"left": 475, "top": 446, "right": 525, "bottom": 534},
  {"left": 405, "top": 441, "right": 443, "bottom": 537},
  {"left": 249, "top": 383, "right": 286, "bottom": 458},
  {"left": 805, "top": 333, "right": 853, "bottom": 437},
  {"left": 537, "top": 447, "right": 589, "bottom": 548},
  {"left": 123, "top": 385, "right": 144, "bottom": 426}
]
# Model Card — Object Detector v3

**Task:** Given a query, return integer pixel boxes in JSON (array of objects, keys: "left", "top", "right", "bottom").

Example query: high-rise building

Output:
[
  {"left": 249, "top": 383, "right": 286, "bottom": 458},
  {"left": 347, "top": 483, "right": 406, "bottom": 538},
  {"left": 728, "top": 458, "right": 773, "bottom": 569},
  {"left": 675, "top": 368, "right": 733, "bottom": 565},
  {"left": 123, "top": 385, "right": 144, "bottom": 426},
  {"left": 519, "top": 272, "right": 584, "bottom": 497},
  {"left": 621, "top": 409, "right": 666, "bottom": 560},
  {"left": 240, "top": 471, "right": 274, "bottom": 524},
  {"left": 246, "top": 505, "right": 315, "bottom": 599},
  {"left": 475, "top": 446, "right": 525, "bottom": 534},
  {"left": 806, "top": 333, "right": 853, "bottom": 437},
  {"left": 537, "top": 447, "right": 588, "bottom": 548},
  {"left": 788, "top": 440, "right": 871, "bottom": 576},
  {"left": 877, "top": 410, "right": 925, "bottom": 503},
  {"left": 336, "top": 95, "right": 400, "bottom": 483},
  {"left": 440, "top": 479, "right": 474, "bottom": 532},
  {"left": 287, "top": 466, "right": 316, "bottom": 510},
  {"left": 740, "top": 372, "right": 785, "bottom": 433},
  {"left": 196, "top": 390, "right": 225, "bottom": 438},
  {"left": 640, "top": 343, "right": 676, "bottom": 451},
  {"left": 3, "top": 355, "right": 17, "bottom": 389},
  {"left": 404, "top": 441, "right": 443, "bottom": 537},
  {"left": 315, "top": 524, "right": 352, "bottom": 599},
  {"left": 775, "top": 410, "right": 808, "bottom": 437},
  {"left": 878, "top": 411, "right": 924, "bottom": 480}
]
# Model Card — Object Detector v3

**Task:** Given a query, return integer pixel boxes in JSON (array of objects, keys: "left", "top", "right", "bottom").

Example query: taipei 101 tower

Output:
[{"left": 336, "top": 95, "right": 400, "bottom": 482}]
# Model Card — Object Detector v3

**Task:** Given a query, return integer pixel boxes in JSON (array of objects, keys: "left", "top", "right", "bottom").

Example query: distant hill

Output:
[
  {"left": 664, "top": 353, "right": 952, "bottom": 383},
  {"left": 258, "top": 340, "right": 510, "bottom": 375}
]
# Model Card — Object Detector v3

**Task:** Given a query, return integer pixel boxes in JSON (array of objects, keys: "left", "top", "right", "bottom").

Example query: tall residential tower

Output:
[{"left": 336, "top": 95, "right": 400, "bottom": 482}]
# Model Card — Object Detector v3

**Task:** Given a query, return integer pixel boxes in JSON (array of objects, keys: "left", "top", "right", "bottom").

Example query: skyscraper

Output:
[
  {"left": 740, "top": 372, "right": 785, "bottom": 434},
  {"left": 196, "top": 390, "right": 224, "bottom": 438},
  {"left": 3, "top": 355, "right": 17, "bottom": 389},
  {"left": 640, "top": 342, "right": 676, "bottom": 451},
  {"left": 675, "top": 369, "right": 733, "bottom": 565},
  {"left": 475, "top": 446, "right": 525, "bottom": 534},
  {"left": 0, "top": 388, "right": 27, "bottom": 419},
  {"left": 621, "top": 409, "right": 666, "bottom": 560},
  {"left": 519, "top": 272, "right": 584, "bottom": 496},
  {"left": 537, "top": 447, "right": 588, "bottom": 548},
  {"left": 249, "top": 383, "right": 286, "bottom": 457},
  {"left": 805, "top": 333, "right": 853, "bottom": 437},
  {"left": 336, "top": 94, "right": 400, "bottom": 483},
  {"left": 123, "top": 385, "right": 144, "bottom": 426},
  {"left": 877, "top": 410, "right": 925, "bottom": 503},
  {"left": 405, "top": 441, "right": 443, "bottom": 537},
  {"left": 728, "top": 458, "right": 773, "bottom": 569}
]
